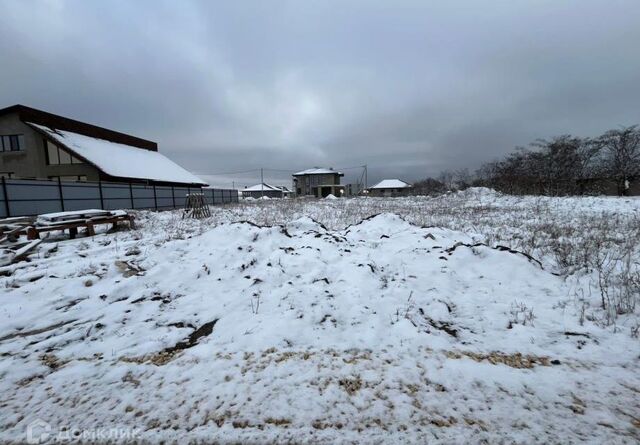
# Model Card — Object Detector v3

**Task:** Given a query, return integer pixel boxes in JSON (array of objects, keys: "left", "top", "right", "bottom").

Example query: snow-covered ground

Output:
[{"left": 1, "top": 191, "right": 639, "bottom": 443}]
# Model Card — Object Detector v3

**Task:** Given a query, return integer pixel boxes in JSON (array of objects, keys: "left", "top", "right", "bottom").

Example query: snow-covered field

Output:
[{"left": 1, "top": 190, "right": 639, "bottom": 444}]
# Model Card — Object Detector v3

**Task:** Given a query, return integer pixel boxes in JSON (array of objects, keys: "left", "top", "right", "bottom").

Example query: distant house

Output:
[
  {"left": 242, "top": 183, "right": 285, "bottom": 199},
  {"left": 275, "top": 185, "right": 294, "bottom": 197},
  {"left": 368, "top": 179, "right": 412, "bottom": 197},
  {"left": 292, "top": 168, "right": 344, "bottom": 198},
  {"left": 0, "top": 104, "right": 207, "bottom": 187}
]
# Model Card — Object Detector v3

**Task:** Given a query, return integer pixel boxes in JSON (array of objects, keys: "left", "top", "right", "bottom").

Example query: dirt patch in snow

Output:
[
  {"left": 123, "top": 319, "right": 219, "bottom": 365},
  {"left": 443, "top": 350, "right": 553, "bottom": 368}
]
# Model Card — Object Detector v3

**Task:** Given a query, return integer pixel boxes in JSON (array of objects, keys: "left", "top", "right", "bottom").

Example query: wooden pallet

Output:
[
  {"left": 183, "top": 193, "right": 211, "bottom": 219},
  {"left": 26, "top": 212, "right": 136, "bottom": 240}
]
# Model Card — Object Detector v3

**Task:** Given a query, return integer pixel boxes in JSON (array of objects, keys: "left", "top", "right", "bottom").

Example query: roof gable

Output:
[{"left": 1, "top": 104, "right": 157, "bottom": 151}]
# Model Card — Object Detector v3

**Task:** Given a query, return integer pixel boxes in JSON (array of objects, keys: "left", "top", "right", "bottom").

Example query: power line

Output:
[
  {"left": 262, "top": 168, "right": 296, "bottom": 173},
  {"left": 194, "top": 168, "right": 261, "bottom": 176},
  {"left": 196, "top": 164, "right": 368, "bottom": 177},
  {"left": 199, "top": 164, "right": 369, "bottom": 196}
]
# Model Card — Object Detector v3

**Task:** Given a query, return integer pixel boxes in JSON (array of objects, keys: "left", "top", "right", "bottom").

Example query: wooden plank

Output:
[
  {"left": 0, "top": 216, "right": 34, "bottom": 225},
  {"left": 37, "top": 209, "right": 112, "bottom": 224},
  {"left": 12, "top": 238, "right": 43, "bottom": 263},
  {"left": 86, "top": 221, "right": 95, "bottom": 236},
  {"left": 27, "top": 226, "right": 39, "bottom": 240},
  {"left": 0, "top": 226, "right": 24, "bottom": 243}
]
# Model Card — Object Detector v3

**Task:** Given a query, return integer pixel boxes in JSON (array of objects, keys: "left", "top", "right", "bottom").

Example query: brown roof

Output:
[{"left": 0, "top": 104, "right": 157, "bottom": 151}]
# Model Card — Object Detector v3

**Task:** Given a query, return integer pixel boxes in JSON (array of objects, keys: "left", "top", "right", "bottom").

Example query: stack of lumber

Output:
[
  {"left": 36, "top": 209, "right": 114, "bottom": 225},
  {"left": 0, "top": 216, "right": 40, "bottom": 266},
  {"left": 0, "top": 209, "right": 135, "bottom": 265},
  {"left": 28, "top": 209, "right": 135, "bottom": 240},
  {"left": 0, "top": 217, "right": 34, "bottom": 243}
]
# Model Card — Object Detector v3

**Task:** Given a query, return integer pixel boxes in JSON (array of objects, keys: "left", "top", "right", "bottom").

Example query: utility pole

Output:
[
  {"left": 364, "top": 164, "right": 368, "bottom": 195},
  {"left": 260, "top": 168, "right": 264, "bottom": 199}
]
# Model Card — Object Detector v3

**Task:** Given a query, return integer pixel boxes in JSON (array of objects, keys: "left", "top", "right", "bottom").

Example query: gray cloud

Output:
[{"left": 1, "top": 0, "right": 639, "bottom": 187}]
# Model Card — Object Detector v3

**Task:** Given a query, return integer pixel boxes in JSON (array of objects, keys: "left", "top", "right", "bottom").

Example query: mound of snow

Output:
[
  {"left": 325, "top": 194, "right": 337, "bottom": 199},
  {"left": 286, "top": 216, "right": 327, "bottom": 234},
  {"left": 456, "top": 187, "right": 501, "bottom": 199},
  {"left": 0, "top": 213, "right": 636, "bottom": 443}
]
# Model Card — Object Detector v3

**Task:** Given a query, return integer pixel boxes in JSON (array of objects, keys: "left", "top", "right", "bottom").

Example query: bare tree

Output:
[
  {"left": 453, "top": 168, "right": 472, "bottom": 190},
  {"left": 411, "top": 177, "right": 446, "bottom": 195},
  {"left": 438, "top": 170, "right": 456, "bottom": 191},
  {"left": 441, "top": 124, "right": 638, "bottom": 197},
  {"left": 598, "top": 126, "right": 640, "bottom": 195}
]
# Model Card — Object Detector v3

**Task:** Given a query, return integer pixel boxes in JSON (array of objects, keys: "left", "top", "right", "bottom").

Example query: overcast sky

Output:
[{"left": 1, "top": 0, "right": 639, "bottom": 187}]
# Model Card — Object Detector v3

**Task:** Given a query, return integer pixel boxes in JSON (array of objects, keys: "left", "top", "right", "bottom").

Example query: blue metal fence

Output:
[{"left": 0, "top": 177, "right": 238, "bottom": 218}]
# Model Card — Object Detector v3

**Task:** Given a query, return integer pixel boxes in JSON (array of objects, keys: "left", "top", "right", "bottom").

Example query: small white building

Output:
[
  {"left": 368, "top": 179, "right": 412, "bottom": 197},
  {"left": 242, "top": 183, "right": 285, "bottom": 199}
]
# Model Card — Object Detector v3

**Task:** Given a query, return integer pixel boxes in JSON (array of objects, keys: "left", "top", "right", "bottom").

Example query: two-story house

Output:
[
  {"left": 292, "top": 168, "right": 344, "bottom": 197},
  {"left": 0, "top": 104, "right": 207, "bottom": 187}
]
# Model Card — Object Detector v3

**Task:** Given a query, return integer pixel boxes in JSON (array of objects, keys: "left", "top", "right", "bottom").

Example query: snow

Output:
[
  {"left": 29, "top": 123, "right": 207, "bottom": 186},
  {"left": 370, "top": 179, "right": 412, "bottom": 189},
  {"left": 36, "top": 209, "right": 128, "bottom": 226},
  {"left": 293, "top": 168, "right": 342, "bottom": 176},
  {"left": 37, "top": 209, "right": 111, "bottom": 220},
  {"left": 243, "top": 183, "right": 282, "bottom": 192},
  {"left": 455, "top": 186, "right": 502, "bottom": 198},
  {"left": 1, "top": 195, "right": 639, "bottom": 443}
]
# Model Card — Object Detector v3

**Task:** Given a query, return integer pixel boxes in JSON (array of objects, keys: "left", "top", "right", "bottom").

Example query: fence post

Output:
[
  {"left": 98, "top": 180, "right": 105, "bottom": 210},
  {"left": 1, "top": 176, "right": 10, "bottom": 217},
  {"left": 57, "top": 177, "right": 65, "bottom": 212},
  {"left": 129, "top": 182, "right": 134, "bottom": 209},
  {"left": 153, "top": 184, "right": 158, "bottom": 210},
  {"left": 171, "top": 186, "right": 176, "bottom": 209}
]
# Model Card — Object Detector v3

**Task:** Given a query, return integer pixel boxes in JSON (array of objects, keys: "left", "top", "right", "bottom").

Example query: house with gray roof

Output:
[{"left": 292, "top": 167, "right": 344, "bottom": 197}]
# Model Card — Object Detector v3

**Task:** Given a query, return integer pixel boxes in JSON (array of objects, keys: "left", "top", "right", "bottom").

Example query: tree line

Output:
[{"left": 413, "top": 125, "right": 640, "bottom": 196}]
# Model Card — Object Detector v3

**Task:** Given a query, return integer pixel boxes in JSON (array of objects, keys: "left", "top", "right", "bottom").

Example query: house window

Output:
[
  {"left": 46, "top": 141, "right": 59, "bottom": 164},
  {"left": 48, "top": 175, "right": 88, "bottom": 182},
  {"left": 45, "top": 140, "right": 83, "bottom": 165},
  {"left": 0, "top": 134, "right": 25, "bottom": 152}
]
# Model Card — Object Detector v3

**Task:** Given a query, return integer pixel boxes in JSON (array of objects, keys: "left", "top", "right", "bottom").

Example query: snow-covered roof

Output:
[
  {"left": 29, "top": 123, "right": 207, "bottom": 186},
  {"left": 243, "top": 183, "right": 282, "bottom": 192},
  {"left": 293, "top": 168, "right": 343, "bottom": 176},
  {"left": 370, "top": 179, "right": 412, "bottom": 189}
]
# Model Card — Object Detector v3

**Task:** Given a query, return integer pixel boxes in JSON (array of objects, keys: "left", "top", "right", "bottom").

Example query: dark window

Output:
[
  {"left": 0, "top": 134, "right": 24, "bottom": 152},
  {"left": 0, "top": 172, "right": 14, "bottom": 178},
  {"left": 10, "top": 135, "right": 19, "bottom": 151},
  {"left": 0, "top": 134, "right": 24, "bottom": 151},
  {"left": 48, "top": 175, "right": 87, "bottom": 182}
]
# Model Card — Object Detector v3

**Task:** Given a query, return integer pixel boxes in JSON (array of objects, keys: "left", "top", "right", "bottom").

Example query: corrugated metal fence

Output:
[{"left": 0, "top": 177, "right": 238, "bottom": 217}]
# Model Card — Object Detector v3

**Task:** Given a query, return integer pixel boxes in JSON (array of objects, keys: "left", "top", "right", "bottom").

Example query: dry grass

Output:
[{"left": 135, "top": 192, "right": 640, "bottom": 330}]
